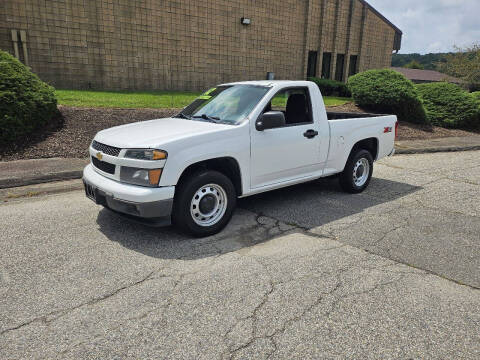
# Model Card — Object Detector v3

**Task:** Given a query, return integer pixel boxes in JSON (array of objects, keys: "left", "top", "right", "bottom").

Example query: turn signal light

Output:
[
  {"left": 149, "top": 169, "right": 162, "bottom": 186},
  {"left": 152, "top": 150, "right": 167, "bottom": 160}
]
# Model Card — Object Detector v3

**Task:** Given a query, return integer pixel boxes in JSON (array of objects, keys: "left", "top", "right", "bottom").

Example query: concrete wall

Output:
[{"left": 0, "top": 0, "right": 398, "bottom": 91}]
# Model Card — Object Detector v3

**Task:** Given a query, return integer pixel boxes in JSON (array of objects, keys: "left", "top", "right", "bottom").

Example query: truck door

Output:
[{"left": 250, "top": 87, "right": 322, "bottom": 188}]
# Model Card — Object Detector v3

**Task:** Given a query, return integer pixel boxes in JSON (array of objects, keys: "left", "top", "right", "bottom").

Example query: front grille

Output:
[
  {"left": 92, "top": 140, "right": 121, "bottom": 157},
  {"left": 91, "top": 156, "right": 116, "bottom": 174}
]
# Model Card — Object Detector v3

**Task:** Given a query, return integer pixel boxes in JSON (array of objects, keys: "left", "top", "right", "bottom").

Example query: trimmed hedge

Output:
[
  {"left": 308, "top": 77, "right": 351, "bottom": 97},
  {"left": 347, "top": 69, "right": 427, "bottom": 124},
  {"left": 416, "top": 82, "right": 480, "bottom": 128},
  {"left": 0, "top": 50, "right": 58, "bottom": 147},
  {"left": 472, "top": 91, "right": 480, "bottom": 105}
]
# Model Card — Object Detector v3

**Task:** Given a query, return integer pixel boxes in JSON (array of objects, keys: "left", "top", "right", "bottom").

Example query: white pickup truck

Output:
[{"left": 83, "top": 80, "right": 397, "bottom": 236}]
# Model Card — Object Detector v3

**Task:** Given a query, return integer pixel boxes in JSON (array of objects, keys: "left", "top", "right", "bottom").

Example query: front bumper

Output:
[{"left": 83, "top": 164, "right": 174, "bottom": 226}]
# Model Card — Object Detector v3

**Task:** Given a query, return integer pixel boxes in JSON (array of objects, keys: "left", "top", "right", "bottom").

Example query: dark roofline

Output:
[
  {"left": 359, "top": 0, "right": 403, "bottom": 35},
  {"left": 390, "top": 67, "right": 463, "bottom": 83}
]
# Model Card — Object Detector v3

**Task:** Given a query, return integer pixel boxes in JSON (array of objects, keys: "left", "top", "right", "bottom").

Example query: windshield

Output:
[{"left": 177, "top": 85, "right": 270, "bottom": 124}]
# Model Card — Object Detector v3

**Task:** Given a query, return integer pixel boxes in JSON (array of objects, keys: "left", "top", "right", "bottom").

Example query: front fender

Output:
[{"left": 158, "top": 126, "right": 250, "bottom": 191}]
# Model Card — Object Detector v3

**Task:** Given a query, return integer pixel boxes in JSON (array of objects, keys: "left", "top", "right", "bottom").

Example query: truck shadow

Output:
[{"left": 96, "top": 176, "right": 421, "bottom": 260}]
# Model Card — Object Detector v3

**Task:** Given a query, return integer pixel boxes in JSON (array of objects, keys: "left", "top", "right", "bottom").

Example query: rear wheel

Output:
[
  {"left": 172, "top": 170, "right": 236, "bottom": 237},
  {"left": 339, "top": 149, "right": 373, "bottom": 193}
]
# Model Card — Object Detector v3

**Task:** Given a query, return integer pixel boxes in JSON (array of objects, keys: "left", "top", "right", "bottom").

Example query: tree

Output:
[
  {"left": 404, "top": 60, "right": 424, "bottom": 69},
  {"left": 437, "top": 43, "right": 480, "bottom": 91},
  {"left": 392, "top": 53, "right": 449, "bottom": 70}
]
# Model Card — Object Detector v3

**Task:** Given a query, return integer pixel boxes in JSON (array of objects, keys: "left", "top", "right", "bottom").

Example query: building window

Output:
[
  {"left": 349, "top": 55, "right": 358, "bottom": 77},
  {"left": 335, "top": 54, "right": 345, "bottom": 82},
  {"left": 307, "top": 51, "right": 318, "bottom": 78},
  {"left": 321, "top": 52, "right": 332, "bottom": 79}
]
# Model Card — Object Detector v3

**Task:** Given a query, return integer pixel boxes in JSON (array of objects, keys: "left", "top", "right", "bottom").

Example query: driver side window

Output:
[{"left": 265, "top": 87, "right": 312, "bottom": 126}]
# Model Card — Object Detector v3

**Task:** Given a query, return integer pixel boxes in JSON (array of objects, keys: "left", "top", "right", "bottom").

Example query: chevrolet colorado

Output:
[{"left": 83, "top": 80, "right": 397, "bottom": 236}]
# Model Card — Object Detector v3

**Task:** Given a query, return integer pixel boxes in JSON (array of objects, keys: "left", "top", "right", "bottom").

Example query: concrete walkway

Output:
[
  {"left": 1, "top": 136, "right": 479, "bottom": 189},
  {"left": 0, "top": 158, "right": 88, "bottom": 189},
  {"left": 395, "top": 135, "right": 480, "bottom": 154}
]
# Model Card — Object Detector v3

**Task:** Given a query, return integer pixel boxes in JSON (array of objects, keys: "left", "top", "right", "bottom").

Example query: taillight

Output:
[{"left": 395, "top": 121, "right": 399, "bottom": 139}]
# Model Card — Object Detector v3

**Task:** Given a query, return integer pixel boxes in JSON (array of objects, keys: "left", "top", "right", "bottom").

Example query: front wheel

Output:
[
  {"left": 172, "top": 170, "right": 236, "bottom": 237},
  {"left": 339, "top": 149, "right": 373, "bottom": 193}
]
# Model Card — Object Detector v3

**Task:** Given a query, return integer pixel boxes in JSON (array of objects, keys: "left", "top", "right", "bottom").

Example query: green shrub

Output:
[
  {"left": 416, "top": 82, "right": 480, "bottom": 128},
  {"left": 347, "top": 69, "right": 427, "bottom": 123},
  {"left": 472, "top": 91, "right": 480, "bottom": 105},
  {"left": 308, "top": 77, "right": 351, "bottom": 97},
  {"left": 0, "top": 50, "right": 58, "bottom": 147}
]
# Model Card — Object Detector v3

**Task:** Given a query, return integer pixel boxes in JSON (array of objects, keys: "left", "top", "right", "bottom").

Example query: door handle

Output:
[{"left": 303, "top": 129, "right": 319, "bottom": 139}]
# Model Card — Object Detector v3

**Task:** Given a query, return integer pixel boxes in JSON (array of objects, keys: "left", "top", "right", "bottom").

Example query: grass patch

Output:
[
  {"left": 56, "top": 90, "right": 200, "bottom": 109},
  {"left": 323, "top": 96, "right": 352, "bottom": 107},
  {"left": 56, "top": 89, "right": 351, "bottom": 109}
]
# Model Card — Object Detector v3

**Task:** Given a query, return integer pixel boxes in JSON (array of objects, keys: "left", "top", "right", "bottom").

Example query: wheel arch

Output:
[
  {"left": 176, "top": 157, "right": 243, "bottom": 196},
  {"left": 349, "top": 137, "right": 379, "bottom": 161}
]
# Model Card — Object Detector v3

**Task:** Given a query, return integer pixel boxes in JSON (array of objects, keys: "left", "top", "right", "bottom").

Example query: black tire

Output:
[
  {"left": 339, "top": 149, "right": 373, "bottom": 193},
  {"left": 172, "top": 170, "right": 236, "bottom": 237}
]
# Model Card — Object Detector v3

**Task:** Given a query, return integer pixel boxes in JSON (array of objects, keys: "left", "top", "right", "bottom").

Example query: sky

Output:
[{"left": 366, "top": 0, "right": 480, "bottom": 54}]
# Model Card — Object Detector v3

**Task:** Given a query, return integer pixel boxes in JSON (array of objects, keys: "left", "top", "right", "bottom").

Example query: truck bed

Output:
[{"left": 323, "top": 112, "right": 397, "bottom": 175}]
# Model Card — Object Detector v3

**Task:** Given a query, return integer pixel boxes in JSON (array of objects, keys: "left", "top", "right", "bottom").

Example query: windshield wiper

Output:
[
  {"left": 192, "top": 114, "right": 221, "bottom": 123},
  {"left": 174, "top": 112, "right": 191, "bottom": 119}
]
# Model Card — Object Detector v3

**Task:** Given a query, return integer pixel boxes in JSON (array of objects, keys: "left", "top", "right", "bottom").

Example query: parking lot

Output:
[{"left": 1, "top": 151, "right": 479, "bottom": 359}]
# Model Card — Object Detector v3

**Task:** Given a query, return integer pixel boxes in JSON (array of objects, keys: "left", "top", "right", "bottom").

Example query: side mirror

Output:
[{"left": 255, "top": 111, "right": 286, "bottom": 131}]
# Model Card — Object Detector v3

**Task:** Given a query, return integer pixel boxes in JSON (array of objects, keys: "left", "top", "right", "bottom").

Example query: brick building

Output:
[{"left": 1, "top": 0, "right": 401, "bottom": 91}]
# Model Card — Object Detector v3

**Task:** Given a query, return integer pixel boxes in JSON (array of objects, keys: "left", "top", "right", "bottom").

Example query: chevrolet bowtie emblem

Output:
[{"left": 96, "top": 152, "right": 103, "bottom": 161}]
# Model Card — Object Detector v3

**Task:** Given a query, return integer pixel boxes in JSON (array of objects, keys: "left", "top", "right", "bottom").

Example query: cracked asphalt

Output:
[{"left": 1, "top": 151, "right": 479, "bottom": 359}]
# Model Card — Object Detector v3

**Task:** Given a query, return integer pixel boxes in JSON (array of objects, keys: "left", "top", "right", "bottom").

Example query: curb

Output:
[
  {"left": 395, "top": 145, "right": 480, "bottom": 155},
  {"left": 0, "top": 179, "right": 84, "bottom": 203}
]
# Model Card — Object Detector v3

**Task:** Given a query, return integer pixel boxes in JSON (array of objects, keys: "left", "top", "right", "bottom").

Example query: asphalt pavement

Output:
[{"left": 1, "top": 151, "right": 479, "bottom": 359}]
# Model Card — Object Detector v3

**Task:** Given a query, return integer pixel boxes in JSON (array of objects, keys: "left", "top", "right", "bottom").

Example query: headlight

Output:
[
  {"left": 124, "top": 149, "right": 167, "bottom": 160},
  {"left": 120, "top": 167, "right": 162, "bottom": 187}
]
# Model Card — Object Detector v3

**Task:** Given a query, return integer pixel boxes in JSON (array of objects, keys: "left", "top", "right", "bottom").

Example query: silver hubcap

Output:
[
  {"left": 353, "top": 158, "right": 370, "bottom": 187},
  {"left": 190, "top": 183, "right": 228, "bottom": 227}
]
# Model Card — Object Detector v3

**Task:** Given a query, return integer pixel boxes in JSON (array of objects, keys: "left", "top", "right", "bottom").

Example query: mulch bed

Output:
[
  {"left": 395, "top": 121, "right": 478, "bottom": 141},
  {"left": 0, "top": 107, "right": 179, "bottom": 161},
  {"left": 1, "top": 104, "right": 478, "bottom": 161}
]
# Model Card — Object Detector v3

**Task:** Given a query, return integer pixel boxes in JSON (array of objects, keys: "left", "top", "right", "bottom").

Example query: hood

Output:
[{"left": 94, "top": 117, "right": 234, "bottom": 148}]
